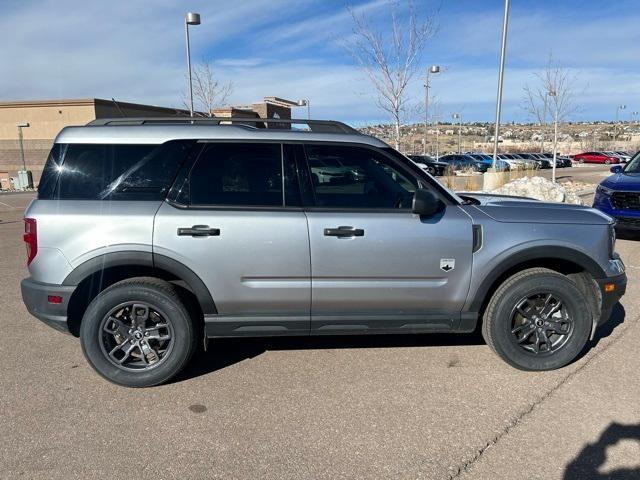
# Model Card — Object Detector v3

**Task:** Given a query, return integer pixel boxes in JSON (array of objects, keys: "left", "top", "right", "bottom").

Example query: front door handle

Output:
[
  {"left": 324, "top": 226, "right": 364, "bottom": 238},
  {"left": 177, "top": 225, "right": 220, "bottom": 237}
]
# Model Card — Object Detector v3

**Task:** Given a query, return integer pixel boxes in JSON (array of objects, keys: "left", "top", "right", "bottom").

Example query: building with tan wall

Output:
[
  {"left": 0, "top": 96, "right": 297, "bottom": 189},
  {"left": 0, "top": 98, "right": 189, "bottom": 188}
]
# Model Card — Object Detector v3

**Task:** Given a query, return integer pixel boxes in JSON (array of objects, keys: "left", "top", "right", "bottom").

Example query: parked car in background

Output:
[
  {"left": 535, "top": 152, "right": 572, "bottom": 168},
  {"left": 499, "top": 154, "right": 536, "bottom": 170},
  {"left": 574, "top": 151, "right": 621, "bottom": 165},
  {"left": 516, "top": 153, "right": 552, "bottom": 169},
  {"left": 406, "top": 154, "right": 449, "bottom": 176},
  {"left": 593, "top": 152, "right": 640, "bottom": 230},
  {"left": 438, "top": 154, "right": 488, "bottom": 173},
  {"left": 465, "top": 153, "right": 510, "bottom": 172},
  {"left": 604, "top": 151, "right": 631, "bottom": 163},
  {"left": 496, "top": 154, "right": 524, "bottom": 170}
]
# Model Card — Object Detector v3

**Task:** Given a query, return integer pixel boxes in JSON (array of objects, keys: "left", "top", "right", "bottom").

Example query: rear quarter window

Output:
[{"left": 37, "top": 140, "right": 195, "bottom": 200}]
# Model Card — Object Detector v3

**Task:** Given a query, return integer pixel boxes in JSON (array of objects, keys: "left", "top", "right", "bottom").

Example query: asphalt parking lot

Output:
[{"left": 1, "top": 175, "right": 638, "bottom": 479}]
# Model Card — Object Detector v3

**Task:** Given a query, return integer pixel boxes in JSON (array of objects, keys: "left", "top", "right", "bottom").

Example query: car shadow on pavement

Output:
[
  {"left": 586, "top": 302, "right": 626, "bottom": 351},
  {"left": 564, "top": 422, "right": 640, "bottom": 479},
  {"left": 174, "top": 302, "right": 625, "bottom": 383},
  {"left": 174, "top": 329, "right": 486, "bottom": 383}
]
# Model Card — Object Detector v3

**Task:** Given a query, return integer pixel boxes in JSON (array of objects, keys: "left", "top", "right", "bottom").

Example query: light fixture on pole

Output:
[
  {"left": 548, "top": 90, "right": 558, "bottom": 183},
  {"left": 614, "top": 104, "right": 626, "bottom": 146},
  {"left": 185, "top": 12, "right": 201, "bottom": 117},
  {"left": 423, "top": 65, "right": 440, "bottom": 155},
  {"left": 452, "top": 113, "right": 462, "bottom": 154},
  {"left": 632, "top": 111, "right": 639, "bottom": 124},
  {"left": 297, "top": 99, "right": 310, "bottom": 119},
  {"left": 492, "top": 0, "right": 510, "bottom": 170}
]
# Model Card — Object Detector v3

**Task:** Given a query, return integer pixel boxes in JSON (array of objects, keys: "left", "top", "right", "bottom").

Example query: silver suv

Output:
[{"left": 21, "top": 117, "right": 627, "bottom": 387}]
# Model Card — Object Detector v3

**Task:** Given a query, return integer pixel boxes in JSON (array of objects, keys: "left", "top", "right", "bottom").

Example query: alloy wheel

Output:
[
  {"left": 509, "top": 293, "right": 573, "bottom": 355},
  {"left": 99, "top": 301, "right": 175, "bottom": 371}
]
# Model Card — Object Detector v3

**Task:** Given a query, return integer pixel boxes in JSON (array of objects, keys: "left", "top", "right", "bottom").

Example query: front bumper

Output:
[
  {"left": 595, "top": 272, "right": 627, "bottom": 329},
  {"left": 21, "top": 278, "right": 76, "bottom": 334},
  {"left": 593, "top": 194, "right": 640, "bottom": 229}
]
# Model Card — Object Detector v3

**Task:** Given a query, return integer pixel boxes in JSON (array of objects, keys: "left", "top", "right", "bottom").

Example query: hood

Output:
[
  {"left": 600, "top": 173, "right": 640, "bottom": 192},
  {"left": 458, "top": 192, "right": 613, "bottom": 225}
]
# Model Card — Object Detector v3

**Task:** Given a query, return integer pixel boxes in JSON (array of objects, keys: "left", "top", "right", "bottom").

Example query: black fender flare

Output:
[
  {"left": 62, "top": 251, "right": 216, "bottom": 314},
  {"left": 467, "top": 245, "right": 607, "bottom": 313}
]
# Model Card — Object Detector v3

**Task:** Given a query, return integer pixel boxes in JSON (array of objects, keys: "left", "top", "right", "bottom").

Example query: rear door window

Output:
[
  {"left": 38, "top": 141, "right": 194, "bottom": 200},
  {"left": 189, "top": 143, "right": 284, "bottom": 207}
]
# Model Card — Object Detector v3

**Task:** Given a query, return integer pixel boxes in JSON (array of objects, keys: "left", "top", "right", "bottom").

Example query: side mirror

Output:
[
  {"left": 412, "top": 188, "right": 442, "bottom": 217},
  {"left": 610, "top": 165, "right": 622, "bottom": 174}
]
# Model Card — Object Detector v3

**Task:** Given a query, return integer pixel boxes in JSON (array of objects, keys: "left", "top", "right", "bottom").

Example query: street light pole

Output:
[
  {"left": 423, "top": 65, "right": 440, "bottom": 155},
  {"left": 541, "top": 99, "right": 548, "bottom": 153},
  {"left": 184, "top": 12, "right": 201, "bottom": 117},
  {"left": 492, "top": 0, "right": 510, "bottom": 170},
  {"left": 17, "top": 122, "right": 29, "bottom": 172},
  {"left": 548, "top": 91, "right": 558, "bottom": 183},
  {"left": 452, "top": 113, "right": 462, "bottom": 153},
  {"left": 614, "top": 104, "right": 626, "bottom": 147},
  {"left": 297, "top": 99, "right": 310, "bottom": 119}
]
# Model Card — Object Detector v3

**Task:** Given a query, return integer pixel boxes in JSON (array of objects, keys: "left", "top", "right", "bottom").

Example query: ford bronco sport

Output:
[{"left": 21, "top": 117, "right": 627, "bottom": 387}]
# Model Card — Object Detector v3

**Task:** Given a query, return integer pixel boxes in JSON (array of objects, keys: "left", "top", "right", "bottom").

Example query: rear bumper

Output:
[{"left": 21, "top": 278, "right": 76, "bottom": 334}]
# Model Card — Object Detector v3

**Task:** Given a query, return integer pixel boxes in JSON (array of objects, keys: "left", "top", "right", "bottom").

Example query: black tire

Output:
[
  {"left": 80, "top": 277, "right": 197, "bottom": 387},
  {"left": 482, "top": 268, "right": 591, "bottom": 371}
]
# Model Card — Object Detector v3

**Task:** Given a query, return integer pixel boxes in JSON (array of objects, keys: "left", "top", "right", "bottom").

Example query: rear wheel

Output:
[
  {"left": 482, "top": 268, "right": 591, "bottom": 371},
  {"left": 605, "top": 159, "right": 611, "bottom": 165},
  {"left": 80, "top": 277, "right": 197, "bottom": 387}
]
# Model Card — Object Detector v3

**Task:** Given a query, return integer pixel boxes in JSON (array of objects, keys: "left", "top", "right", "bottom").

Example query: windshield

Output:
[{"left": 623, "top": 152, "right": 640, "bottom": 173}]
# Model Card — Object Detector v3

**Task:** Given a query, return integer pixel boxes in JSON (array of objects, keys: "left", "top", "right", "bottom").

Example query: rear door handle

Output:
[
  {"left": 324, "top": 226, "right": 364, "bottom": 238},
  {"left": 177, "top": 225, "right": 220, "bottom": 237}
]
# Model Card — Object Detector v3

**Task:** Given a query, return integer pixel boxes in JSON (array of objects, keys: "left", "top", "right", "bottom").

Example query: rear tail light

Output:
[{"left": 23, "top": 218, "right": 37, "bottom": 265}]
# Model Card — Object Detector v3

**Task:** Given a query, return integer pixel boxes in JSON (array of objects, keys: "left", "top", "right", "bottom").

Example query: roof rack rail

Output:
[{"left": 86, "top": 117, "right": 360, "bottom": 135}]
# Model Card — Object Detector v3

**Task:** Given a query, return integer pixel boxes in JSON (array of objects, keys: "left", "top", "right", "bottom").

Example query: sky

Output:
[{"left": 1, "top": 0, "right": 639, "bottom": 125}]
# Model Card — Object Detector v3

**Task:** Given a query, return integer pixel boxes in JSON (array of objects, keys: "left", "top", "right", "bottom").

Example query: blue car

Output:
[{"left": 593, "top": 152, "right": 640, "bottom": 230}]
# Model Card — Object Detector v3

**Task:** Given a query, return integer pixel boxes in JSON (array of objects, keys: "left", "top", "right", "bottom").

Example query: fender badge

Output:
[{"left": 440, "top": 259, "right": 455, "bottom": 272}]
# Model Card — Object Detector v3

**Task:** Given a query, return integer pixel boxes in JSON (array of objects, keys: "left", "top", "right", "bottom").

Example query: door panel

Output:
[
  {"left": 307, "top": 206, "right": 473, "bottom": 329},
  {"left": 154, "top": 205, "right": 310, "bottom": 318}
]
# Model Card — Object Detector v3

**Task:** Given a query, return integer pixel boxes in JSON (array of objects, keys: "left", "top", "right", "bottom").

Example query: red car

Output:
[{"left": 573, "top": 151, "right": 620, "bottom": 165}]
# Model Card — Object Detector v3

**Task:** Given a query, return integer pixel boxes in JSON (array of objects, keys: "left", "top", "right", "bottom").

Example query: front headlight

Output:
[{"left": 597, "top": 184, "right": 614, "bottom": 196}]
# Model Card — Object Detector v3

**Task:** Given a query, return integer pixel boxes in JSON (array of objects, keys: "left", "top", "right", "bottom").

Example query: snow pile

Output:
[{"left": 491, "top": 176, "right": 585, "bottom": 205}]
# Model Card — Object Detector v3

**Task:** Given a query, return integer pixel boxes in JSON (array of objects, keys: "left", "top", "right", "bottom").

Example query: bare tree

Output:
[
  {"left": 522, "top": 82, "right": 551, "bottom": 152},
  {"left": 183, "top": 61, "right": 233, "bottom": 116},
  {"left": 346, "top": 1, "right": 438, "bottom": 149},
  {"left": 522, "top": 55, "right": 579, "bottom": 181}
]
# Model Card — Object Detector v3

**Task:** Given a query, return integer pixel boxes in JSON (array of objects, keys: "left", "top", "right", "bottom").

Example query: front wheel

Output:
[
  {"left": 80, "top": 278, "right": 197, "bottom": 387},
  {"left": 482, "top": 268, "right": 591, "bottom": 371}
]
